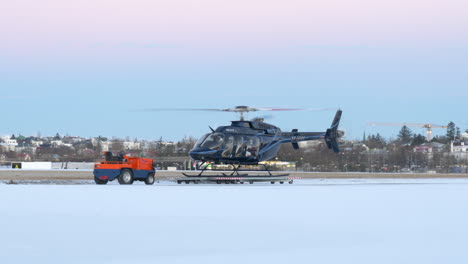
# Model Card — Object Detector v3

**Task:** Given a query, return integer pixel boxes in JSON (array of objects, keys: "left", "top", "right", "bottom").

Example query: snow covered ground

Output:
[{"left": 1, "top": 179, "right": 468, "bottom": 264}]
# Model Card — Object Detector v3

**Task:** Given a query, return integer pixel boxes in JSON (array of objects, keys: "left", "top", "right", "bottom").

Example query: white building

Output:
[
  {"left": 451, "top": 141, "right": 468, "bottom": 153},
  {"left": 101, "top": 141, "right": 110, "bottom": 151},
  {"left": 0, "top": 136, "right": 18, "bottom": 151},
  {"left": 450, "top": 141, "right": 468, "bottom": 160},
  {"left": 91, "top": 138, "right": 110, "bottom": 152},
  {"left": 461, "top": 132, "right": 468, "bottom": 140},
  {"left": 123, "top": 141, "right": 141, "bottom": 150},
  {"left": 30, "top": 139, "right": 44, "bottom": 147},
  {"left": 63, "top": 136, "right": 86, "bottom": 144},
  {"left": 51, "top": 140, "right": 73, "bottom": 148}
]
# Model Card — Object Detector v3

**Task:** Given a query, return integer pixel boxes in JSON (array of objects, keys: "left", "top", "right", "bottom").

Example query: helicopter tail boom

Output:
[
  {"left": 278, "top": 110, "right": 343, "bottom": 152},
  {"left": 278, "top": 109, "right": 342, "bottom": 152}
]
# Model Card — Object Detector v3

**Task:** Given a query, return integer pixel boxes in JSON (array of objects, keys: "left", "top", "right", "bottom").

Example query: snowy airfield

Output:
[{"left": 1, "top": 179, "right": 468, "bottom": 264}]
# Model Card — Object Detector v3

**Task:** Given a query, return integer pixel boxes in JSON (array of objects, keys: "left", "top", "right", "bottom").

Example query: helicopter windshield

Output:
[
  {"left": 195, "top": 134, "right": 209, "bottom": 148},
  {"left": 198, "top": 133, "right": 225, "bottom": 150}
]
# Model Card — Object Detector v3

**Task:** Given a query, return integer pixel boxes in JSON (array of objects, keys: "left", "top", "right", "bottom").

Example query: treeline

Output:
[
  {"left": 277, "top": 124, "right": 468, "bottom": 173},
  {"left": 0, "top": 134, "right": 197, "bottom": 162},
  {"left": 2, "top": 123, "right": 467, "bottom": 172}
]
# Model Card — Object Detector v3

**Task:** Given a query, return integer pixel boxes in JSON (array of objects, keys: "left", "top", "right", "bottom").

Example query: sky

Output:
[{"left": 1, "top": 0, "right": 467, "bottom": 141}]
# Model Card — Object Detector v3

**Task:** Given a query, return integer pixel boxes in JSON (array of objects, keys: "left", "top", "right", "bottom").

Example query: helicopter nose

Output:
[{"left": 189, "top": 148, "right": 217, "bottom": 160}]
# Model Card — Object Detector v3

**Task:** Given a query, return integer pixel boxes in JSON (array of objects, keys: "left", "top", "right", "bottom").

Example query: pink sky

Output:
[
  {"left": 2, "top": 0, "right": 467, "bottom": 56},
  {"left": 1, "top": 1, "right": 467, "bottom": 140}
]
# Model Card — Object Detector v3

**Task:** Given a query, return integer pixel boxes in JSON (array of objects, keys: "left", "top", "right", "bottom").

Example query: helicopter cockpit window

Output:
[
  {"left": 246, "top": 137, "right": 260, "bottom": 157},
  {"left": 234, "top": 136, "right": 246, "bottom": 157},
  {"left": 200, "top": 133, "right": 225, "bottom": 150},
  {"left": 221, "top": 136, "right": 234, "bottom": 157}
]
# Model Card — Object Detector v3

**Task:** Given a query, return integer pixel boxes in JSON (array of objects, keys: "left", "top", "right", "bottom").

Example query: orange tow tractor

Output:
[{"left": 93, "top": 152, "right": 156, "bottom": 185}]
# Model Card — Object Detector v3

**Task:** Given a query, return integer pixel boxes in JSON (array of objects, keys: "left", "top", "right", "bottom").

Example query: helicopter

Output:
[{"left": 148, "top": 106, "right": 343, "bottom": 177}]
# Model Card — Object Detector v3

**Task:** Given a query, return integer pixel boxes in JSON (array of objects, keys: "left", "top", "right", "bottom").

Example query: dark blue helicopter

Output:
[{"left": 186, "top": 106, "right": 343, "bottom": 167}]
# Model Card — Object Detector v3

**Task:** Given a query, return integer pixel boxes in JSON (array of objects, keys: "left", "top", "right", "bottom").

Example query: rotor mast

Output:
[
  {"left": 227, "top": 106, "right": 305, "bottom": 121},
  {"left": 229, "top": 106, "right": 253, "bottom": 121}
]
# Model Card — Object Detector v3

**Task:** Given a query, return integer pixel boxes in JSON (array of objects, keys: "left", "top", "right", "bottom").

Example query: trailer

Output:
[{"left": 93, "top": 152, "right": 155, "bottom": 185}]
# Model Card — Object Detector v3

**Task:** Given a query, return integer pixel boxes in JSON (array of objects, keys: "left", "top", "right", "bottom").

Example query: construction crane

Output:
[{"left": 367, "top": 122, "right": 448, "bottom": 141}]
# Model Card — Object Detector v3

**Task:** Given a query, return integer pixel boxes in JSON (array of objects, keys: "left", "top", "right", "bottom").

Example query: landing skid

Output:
[
  {"left": 182, "top": 163, "right": 289, "bottom": 178},
  {"left": 180, "top": 163, "right": 297, "bottom": 184}
]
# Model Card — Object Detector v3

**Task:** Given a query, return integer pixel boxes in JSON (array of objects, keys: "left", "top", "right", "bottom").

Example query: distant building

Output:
[
  {"left": 451, "top": 141, "right": 468, "bottom": 153},
  {"left": 51, "top": 140, "right": 73, "bottom": 148},
  {"left": 450, "top": 141, "right": 468, "bottom": 160},
  {"left": 160, "top": 141, "right": 176, "bottom": 146},
  {"left": 18, "top": 153, "right": 32, "bottom": 161},
  {"left": 123, "top": 141, "right": 141, "bottom": 150},
  {"left": 91, "top": 138, "right": 110, "bottom": 152},
  {"left": 0, "top": 136, "right": 18, "bottom": 151},
  {"left": 461, "top": 132, "right": 468, "bottom": 140},
  {"left": 15, "top": 143, "right": 38, "bottom": 154},
  {"left": 413, "top": 142, "right": 446, "bottom": 153},
  {"left": 62, "top": 136, "right": 86, "bottom": 144},
  {"left": 26, "top": 138, "right": 44, "bottom": 147}
]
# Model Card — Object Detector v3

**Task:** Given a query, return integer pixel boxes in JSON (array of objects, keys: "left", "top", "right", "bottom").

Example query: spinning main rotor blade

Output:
[
  {"left": 139, "top": 106, "right": 337, "bottom": 113},
  {"left": 138, "top": 106, "right": 340, "bottom": 121},
  {"left": 139, "top": 108, "right": 226, "bottom": 112}
]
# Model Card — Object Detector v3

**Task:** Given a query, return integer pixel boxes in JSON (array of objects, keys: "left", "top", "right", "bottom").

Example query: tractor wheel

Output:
[
  {"left": 145, "top": 173, "right": 155, "bottom": 185},
  {"left": 94, "top": 177, "right": 108, "bottom": 185},
  {"left": 118, "top": 169, "right": 134, "bottom": 185}
]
